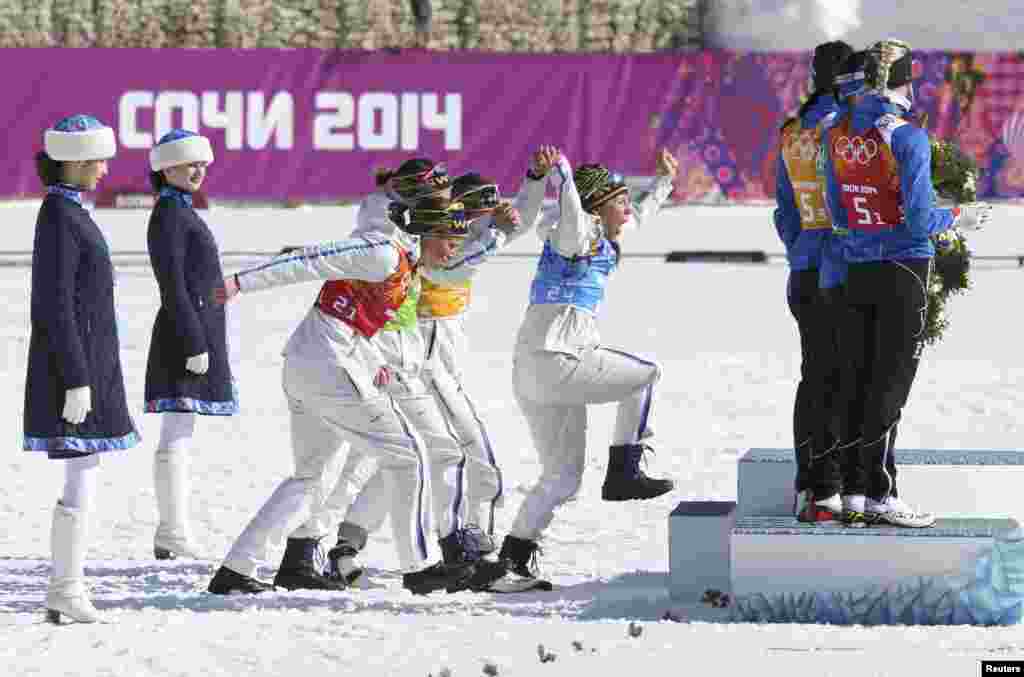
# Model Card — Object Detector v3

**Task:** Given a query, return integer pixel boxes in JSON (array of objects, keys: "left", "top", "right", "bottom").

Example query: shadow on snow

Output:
[{"left": 0, "top": 560, "right": 726, "bottom": 622}]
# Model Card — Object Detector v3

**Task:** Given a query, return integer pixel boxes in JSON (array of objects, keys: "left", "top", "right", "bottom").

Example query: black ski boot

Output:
[
  {"left": 601, "top": 444, "right": 674, "bottom": 501},
  {"left": 326, "top": 542, "right": 364, "bottom": 586},
  {"left": 495, "top": 535, "right": 552, "bottom": 592},
  {"left": 402, "top": 560, "right": 475, "bottom": 596},
  {"left": 207, "top": 566, "right": 275, "bottom": 595},
  {"left": 326, "top": 522, "right": 369, "bottom": 585},
  {"left": 272, "top": 538, "right": 347, "bottom": 591},
  {"left": 461, "top": 524, "right": 497, "bottom": 559},
  {"left": 440, "top": 528, "right": 507, "bottom": 592}
]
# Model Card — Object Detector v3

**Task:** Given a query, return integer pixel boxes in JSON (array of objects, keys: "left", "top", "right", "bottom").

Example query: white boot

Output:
[
  {"left": 153, "top": 448, "right": 202, "bottom": 559},
  {"left": 45, "top": 502, "right": 105, "bottom": 624}
]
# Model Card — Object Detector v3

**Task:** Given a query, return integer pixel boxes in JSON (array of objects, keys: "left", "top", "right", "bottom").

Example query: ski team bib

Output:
[
  {"left": 827, "top": 114, "right": 906, "bottom": 232},
  {"left": 779, "top": 118, "right": 831, "bottom": 230},
  {"left": 315, "top": 245, "right": 414, "bottom": 338},
  {"left": 418, "top": 276, "right": 472, "bottom": 319}
]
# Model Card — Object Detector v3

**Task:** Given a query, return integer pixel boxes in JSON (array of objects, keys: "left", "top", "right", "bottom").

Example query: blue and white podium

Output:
[{"left": 668, "top": 448, "right": 1023, "bottom": 603}]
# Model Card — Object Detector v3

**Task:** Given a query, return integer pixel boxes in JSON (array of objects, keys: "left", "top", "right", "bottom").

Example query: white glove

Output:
[
  {"left": 185, "top": 352, "right": 209, "bottom": 375},
  {"left": 953, "top": 202, "right": 992, "bottom": 232},
  {"left": 62, "top": 386, "right": 91, "bottom": 425}
]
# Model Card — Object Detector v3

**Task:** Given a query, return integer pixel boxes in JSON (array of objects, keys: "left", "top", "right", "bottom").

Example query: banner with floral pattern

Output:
[{"left": 2, "top": 49, "right": 1022, "bottom": 202}]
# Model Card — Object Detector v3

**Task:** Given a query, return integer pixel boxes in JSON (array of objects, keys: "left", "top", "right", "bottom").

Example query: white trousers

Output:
[
  {"left": 509, "top": 346, "right": 660, "bottom": 541},
  {"left": 316, "top": 316, "right": 500, "bottom": 546},
  {"left": 222, "top": 356, "right": 435, "bottom": 576},
  {"left": 422, "top": 367, "right": 502, "bottom": 535},
  {"left": 310, "top": 379, "right": 468, "bottom": 545},
  {"left": 421, "top": 315, "right": 502, "bottom": 535}
]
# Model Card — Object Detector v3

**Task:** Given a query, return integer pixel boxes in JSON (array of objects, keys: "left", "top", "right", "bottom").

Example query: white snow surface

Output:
[
  {"left": 3, "top": 203, "right": 1024, "bottom": 676},
  {"left": 707, "top": 0, "right": 1024, "bottom": 51}
]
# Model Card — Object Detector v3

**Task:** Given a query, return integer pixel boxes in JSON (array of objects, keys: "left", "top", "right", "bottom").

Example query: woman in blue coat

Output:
[
  {"left": 24, "top": 114, "right": 140, "bottom": 623},
  {"left": 144, "top": 129, "right": 236, "bottom": 560}
]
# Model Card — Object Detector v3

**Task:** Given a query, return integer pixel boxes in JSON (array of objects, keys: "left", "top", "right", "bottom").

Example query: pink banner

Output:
[{"left": 3, "top": 49, "right": 1023, "bottom": 202}]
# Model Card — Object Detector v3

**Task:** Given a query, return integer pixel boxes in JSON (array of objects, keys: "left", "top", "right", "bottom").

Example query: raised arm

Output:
[
  {"left": 544, "top": 155, "right": 601, "bottom": 258},
  {"left": 504, "top": 146, "right": 559, "bottom": 244},
  {"left": 629, "top": 149, "right": 679, "bottom": 228},
  {"left": 420, "top": 223, "right": 506, "bottom": 285}
]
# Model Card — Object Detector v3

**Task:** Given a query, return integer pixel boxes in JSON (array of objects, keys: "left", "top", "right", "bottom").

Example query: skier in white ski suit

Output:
[
  {"left": 206, "top": 196, "right": 483, "bottom": 596},
  {"left": 496, "top": 149, "right": 680, "bottom": 584}
]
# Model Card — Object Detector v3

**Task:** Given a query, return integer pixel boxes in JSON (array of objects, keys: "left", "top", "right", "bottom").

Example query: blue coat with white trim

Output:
[
  {"left": 23, "top": 191, "right": 140, "bottom": 457},
  {"left": 144, "top": 190, "right": 237, "bottom": 414}
]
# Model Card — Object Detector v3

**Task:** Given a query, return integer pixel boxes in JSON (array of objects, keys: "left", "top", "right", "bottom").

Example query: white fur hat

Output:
[
  {"left": 44, "top": 115, "right": 116, "bottom": 162},
  {"left": 150, "top": 129, "right": 214, "bottom": 172}
]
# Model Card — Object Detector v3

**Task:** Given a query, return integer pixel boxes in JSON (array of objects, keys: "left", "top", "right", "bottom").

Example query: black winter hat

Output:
[{"left": 811, "top": 41, "right": 855, "bottom": 93}]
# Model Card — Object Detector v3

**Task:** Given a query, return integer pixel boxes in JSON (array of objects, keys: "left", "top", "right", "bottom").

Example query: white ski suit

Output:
[
  {"left": 509, "top": 157, "right": 674, "bottom": 541},
  {"left": 219, "top": 235, "right": 436, "bottom": 576},
  {"left": 320, "top": 177, "right": 546, "bottom": 542}
]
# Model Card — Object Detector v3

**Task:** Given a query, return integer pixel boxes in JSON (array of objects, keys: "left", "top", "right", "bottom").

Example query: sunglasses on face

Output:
[
  {"left": 413, "top": 163, "right": 447, "bottom": 182},
  {"left": 459, "top": 183, "right": 500, "bottom": 209}
]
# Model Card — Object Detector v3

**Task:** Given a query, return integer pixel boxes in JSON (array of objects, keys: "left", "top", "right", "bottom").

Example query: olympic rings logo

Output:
[
  {"left": 787, "top": 131, "right": 819, "bottom": 162},
  {"left": 834, "top": 136, "right": 878, "bottom": 165}
]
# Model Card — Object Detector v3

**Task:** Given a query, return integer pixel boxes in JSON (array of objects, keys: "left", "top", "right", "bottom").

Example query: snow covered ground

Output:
[{"left": 2, "top": 203, "right": 1024, "bottom": 676}]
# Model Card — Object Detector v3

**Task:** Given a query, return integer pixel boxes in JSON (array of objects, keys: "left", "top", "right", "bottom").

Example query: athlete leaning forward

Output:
[{"left": 205, "top": 187, "right": 485, "bottom": 595}]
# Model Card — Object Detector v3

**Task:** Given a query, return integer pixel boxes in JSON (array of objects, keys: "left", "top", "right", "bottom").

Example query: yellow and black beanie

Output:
[
  {"left": 452, "top": 172, "right": 500, "bottom": 218},
  {"left": 389, "top": 196, "right": 469, "bottom": 238},
  {"left": 574, "top": 164, "right": 628, "bottom": 213},
  {"left": 865, "top": 39, "right": 914, "bottom": 90}
]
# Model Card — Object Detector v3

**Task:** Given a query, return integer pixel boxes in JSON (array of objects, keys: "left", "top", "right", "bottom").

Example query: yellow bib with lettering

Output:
[
  {"left": 417, "top": 277, "right": 472, "bottom": 319},
  {"left": 780, "top": 119, "right": 831, "bottom": 230}
]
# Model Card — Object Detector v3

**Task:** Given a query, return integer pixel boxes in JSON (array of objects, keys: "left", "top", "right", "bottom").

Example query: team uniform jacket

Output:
[
  {"left": 416, "top": 175, "right": 547, "bottom": 380},
  {"left": 144, "top": 188, "right": 237, "bottom": 414},
  {"left": 515, "top": 157, "right": 675, "bottom": 358},
  {"left": 822, "top": 93, "right": 956, "bottom": 263},
  {"left": 818, "top": 103, "right": 850, "bottom": 289},
  {"left": 349, "top": 192, "right": 429, "bottom": 392},
  {"left": 774, "top": 94, "right": 841, "bottom": 274},
  {"left": 351, "top": 181, "right": 546, "bottom": 384},
  {"left": 235, "top": 234, "right": 411, "bottom": 398},
  {"left": 23, "top": 188, "right": 140, "bottom": 456}
]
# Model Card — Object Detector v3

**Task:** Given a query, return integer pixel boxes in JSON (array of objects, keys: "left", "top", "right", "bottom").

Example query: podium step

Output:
[
  {"left": 731, "top": 516, "right": 1019, "bottom": 597},
  {"left": 737, "top": 448, "right": 1024, "bottom": 518}
]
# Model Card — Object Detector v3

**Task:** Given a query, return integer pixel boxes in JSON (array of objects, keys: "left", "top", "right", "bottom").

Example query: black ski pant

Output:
[
  {"left": 820, "top": 283, "right": 861, "bottom": 498},
  {"left": 787, "top": 269, "right": 842, "bottom": 499},
  {"left": 842, "top": 259, "right": 930, "bottom": 502}
]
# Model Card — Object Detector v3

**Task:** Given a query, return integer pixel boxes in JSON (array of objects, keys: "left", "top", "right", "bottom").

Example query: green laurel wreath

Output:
[{"left": 924, "top": 137, "right": 977, "bottom": 346}]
